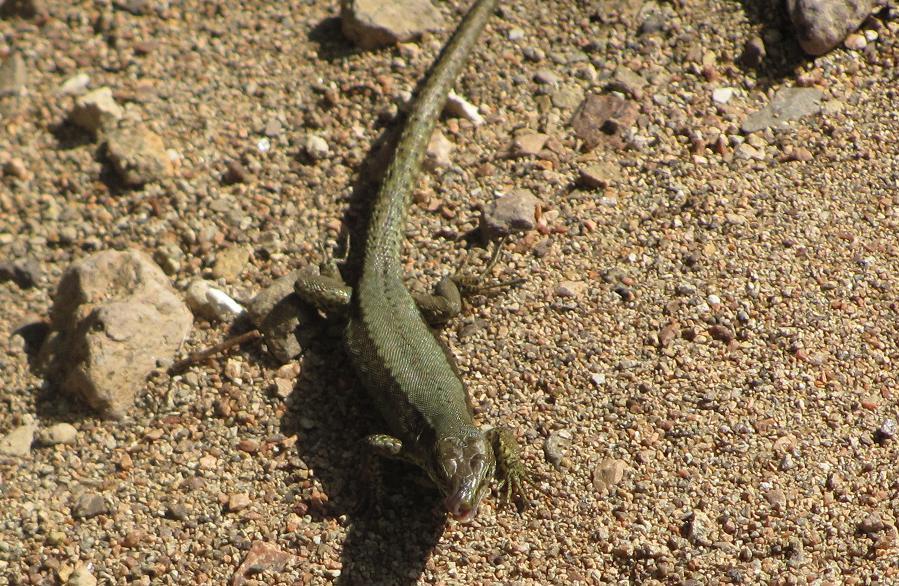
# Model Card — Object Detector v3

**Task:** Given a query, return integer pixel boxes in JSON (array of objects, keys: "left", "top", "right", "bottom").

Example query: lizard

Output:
[{"left": 294, "top": 0, "right": 527, "bottom": 522}]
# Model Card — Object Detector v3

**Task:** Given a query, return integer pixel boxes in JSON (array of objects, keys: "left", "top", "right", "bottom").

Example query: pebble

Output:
[
  {"left": 592, "top": 458, "right": 627, "bottom": 493},
  {"left": 105, "top": 125, "right": 173, "bottom": 186},
  {"left": 877, "top": 419, "right": 896, "bottom": 440},
  {"left": 0, "top": 51, "right": 26, "bottom": 97},
  {"left": 510, "top": 132, "right": 548, "bottom": 157},
  {"left": 69, "top": 87, "right": 123, "bottom": 133},
  {"left": 72, "top": 492, "right": 108, "bottom": 519},
  {"left": 480, "top": 189, "right": 540, "bottom": 237},
  {"left": 37, "top": 423, "right": 78, "bottom": 446},
  {"left": 303, "top": 134, "right": 330, "bottom": 161},
  {"left": 66, "top": 564, "right": 98, "bottom": 586},
  {"left": 742, "top": 87, "right": 823, "bottom": 133},
  {"left": 425, "top": 130, "right": 453, "bottom": 169},
  {"left": 740, "top": 36, "right": 766, "bottom": 67},
  {"left": 232, "top": 541, "right": 293, "bottom": 585},
  {"left": 247, "top": 270, "right": 322, "bottom": 363},
  {"left": 534, "top": 69, "right": 560, "bottom": 85},
  {"left": 59, "top": 73, "right": 91, "bottom": 95},
  {"left": 228, "top": 493, "right": 251, "bottom": 512},
  {"left": 556, "top": 280, "right": 587, "bottom": 298},
  {"left": 606, "top": 66, "right": 646, "bottom": 99},
  {"left": 844, "top": 32, "right": 866, "bottom": 50},
  {"left": 712, "top": 87, "right": 734, "bottom": 104},
  {"left": 543, "top": 430, "right": 571, "bottom": 469},
  {"left": 0, "top": 421, "right": 36, "bottom": 456},
  {"left": 212, "top": 246, "right": 251, "bottom": 282},
  {"left": 340, "top": 0, "right": 445, "bottom": 50},
  {"left": 571, "top": 93, "right": 638, "bottom": 150},
  {"left": 578, "top": 161, "right": 619, "bottom": 189},
  {"left": 444, "top": 91, "right": 483, "bottom": 125}
]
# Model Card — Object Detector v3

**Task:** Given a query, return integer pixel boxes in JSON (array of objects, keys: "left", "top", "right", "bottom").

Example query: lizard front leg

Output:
[{"left": 487, "top": 427, "right": 529, "bottom": 511}]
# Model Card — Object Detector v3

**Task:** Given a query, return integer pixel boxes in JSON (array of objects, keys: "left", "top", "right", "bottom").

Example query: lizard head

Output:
[{"left": 434, "top": 430, "right": 495, "bottom": 522}]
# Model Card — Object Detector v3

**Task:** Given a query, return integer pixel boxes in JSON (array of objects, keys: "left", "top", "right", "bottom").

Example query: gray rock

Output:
[
  {"left": 70, "top": 87, "right": 123, "bottom": 133},
  {"left": 72, "top": 491, "right": 108, "bottom": 519},
  {"left": 606, "top": 66, "right": 647, "bottom": 99},
  {"left": 0, "top": 52, "right": 26, "bottom": 97},
  {"left": 37, "top": 250, "right": 193, "bottom": 419},
  {"left": 480, "top": 189, "right": 541, "bottom": 238},
  {"left": 787, "top": 0, "right": 876, "bottom": 56},
  {"left": 340, "top": 0, "right": 445, "bottom": 50},
  {"left": 0, "top": 421, "right": 36, "bottom": 456},
  {"left": 247, "top": 270, "right": 323, "bottom": 363},
  {"left": 37, "top": 423, "right": 78, "bottom": 446},
  {"left": 105, "top": 125, "right": 173, "bottom": 186},
  {"left": 0, "top": 258, "right": 42, "bottom": 288},
  {"left": 741, "top": 87, "right": 823, "bottom": 133}
]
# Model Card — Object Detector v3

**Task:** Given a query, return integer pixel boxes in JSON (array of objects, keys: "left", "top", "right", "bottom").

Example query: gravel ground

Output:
[{"left": 3, "top": 1, "right": 899, "bottom": 584}]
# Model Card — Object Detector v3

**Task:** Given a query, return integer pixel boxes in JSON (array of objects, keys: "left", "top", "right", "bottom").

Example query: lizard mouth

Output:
[{"left": 445, "top": 494, "right": 480, "bottom": 523}]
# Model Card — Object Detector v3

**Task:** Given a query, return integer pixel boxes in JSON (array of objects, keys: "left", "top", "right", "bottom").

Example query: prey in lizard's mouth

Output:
[{"left": 435, "top": 431, "right": 496, "bottom": 522}]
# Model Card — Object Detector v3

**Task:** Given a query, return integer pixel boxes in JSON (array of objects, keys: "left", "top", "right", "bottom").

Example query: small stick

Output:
[{"left": 168, "top": 329, "right": 262, "bottom": 375}]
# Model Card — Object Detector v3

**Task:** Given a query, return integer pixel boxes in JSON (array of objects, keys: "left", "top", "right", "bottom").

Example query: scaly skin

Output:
[{"left": 296, "top": 0, "right": 526, "bottom": 521}]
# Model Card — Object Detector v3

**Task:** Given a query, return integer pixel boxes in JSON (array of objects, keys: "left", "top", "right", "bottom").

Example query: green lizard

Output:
[{"left": 294, "top": 0, "right": 527, "bottom": 522}]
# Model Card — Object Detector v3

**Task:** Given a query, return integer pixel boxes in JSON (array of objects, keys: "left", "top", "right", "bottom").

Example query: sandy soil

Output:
[{"left": 2, "top": 0, "right": 899, "bottom": 584}]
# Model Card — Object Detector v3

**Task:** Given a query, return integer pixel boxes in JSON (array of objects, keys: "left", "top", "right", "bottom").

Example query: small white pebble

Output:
[{"left": 712, "top": 87, "right": 734, "bottom": 104}]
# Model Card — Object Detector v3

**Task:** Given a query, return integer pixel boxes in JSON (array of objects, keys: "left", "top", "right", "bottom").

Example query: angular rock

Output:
[
  {"left": 105, "top": 125, "right": 173, "bottom": 186},
  {"left": 70, "top": 87, "right": 123, "bottom": 133},
  {"left": 510, "top": 132, "right": 549, "bottom": 157},
  {"left": 247, "top": 270, "right": 323, "bottom": 363},
  {"left": 480, "top": 189, "right": 541, "bottom": 238},
  {"left": 741, "top": 87, "right": 823, "bottom": 133},
  {"left": 0, "top": 52, "right": 26, "bottom": 97},
  {"left": 232, "top": 541, "right": 294, "bottom": 586},
  {"left": 571, "top": 93, "right": 639, "bottom": 150},
  {"left": 38, "top": 250, "right": 192, "bottom": 418},
  {"left": 787, "top": 0, "right": 875, "bottom": 56},
  {"left": 341, "top": 0, "right": 445, "bottom": 50},
  {"left": 425, "top": 130, "right": 453, "bottom": 170},
  {"left": 0, "top": 420, "right": 36, "bottom": 456},
  {"left": 578, "top": 160, "right": 619, "bottom": 189}
]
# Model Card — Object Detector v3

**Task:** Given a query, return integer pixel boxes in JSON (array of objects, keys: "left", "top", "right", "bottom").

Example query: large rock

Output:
[
  {"left": 340, "top": 0, "right": 445, "bottom": 50},
  {"left": 787, "top": 0, "right": 876, "bottom": 56},
  {"left": 38, "top": 250, "right": 192, "bottom": 418}
]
